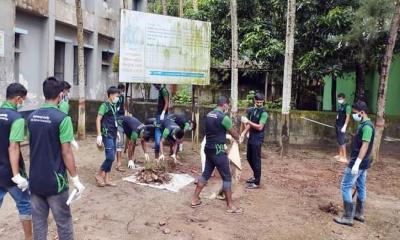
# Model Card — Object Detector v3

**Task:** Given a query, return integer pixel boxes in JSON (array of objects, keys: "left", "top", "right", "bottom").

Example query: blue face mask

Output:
[
  {"left": 112, "top": 96, "right": 119, "bottom": 104},
  {"left": 352, "top": 113, "right": 362, "bottom": 122},
  {"left": 17, "top": 103, "right": 24, "bottom": 110}
]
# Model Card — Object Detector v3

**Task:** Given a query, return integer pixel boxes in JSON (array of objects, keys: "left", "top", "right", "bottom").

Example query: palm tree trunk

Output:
[
  {"left": 372, "top": 2, "right": 400, "bottom": 162},
  {"left": 75, "top": 0, "right": 86, "bottom": 139},
  {"left": 230, "top": 0, "right": 239, "bottom": 126},
  {"left": 280, "top": 0, "right": 296, "bottom": 157},
  {"left": 179, "top": 0, "right": 184, "bottom": 17},
  {"left": 192, "top": 0, "right": 198, "bottom": 12}
]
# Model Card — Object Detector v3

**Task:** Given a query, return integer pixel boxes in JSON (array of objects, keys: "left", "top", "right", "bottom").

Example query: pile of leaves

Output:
[
  {"left": 318, "top": 202, "right": 340, "bottom": 215},
  {"left": 136, "top": 163, "right": 172, "bottom": 184}
]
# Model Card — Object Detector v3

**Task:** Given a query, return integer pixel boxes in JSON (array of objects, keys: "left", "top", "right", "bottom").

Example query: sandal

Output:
[
  {"left": 95, "top": 175, "right": 105, "bottom": 187},
  {"left": 105, "top": 181, "right": 117, "bottom": 187},
  {"left": 191, "top": 200, "right": 203, "bottom": 208},
  {"left": 116, "top": 165, "right": 126, "bottom": 172},
  {"left": 226, "top": 207, "right": 243, "bottom": 215}
]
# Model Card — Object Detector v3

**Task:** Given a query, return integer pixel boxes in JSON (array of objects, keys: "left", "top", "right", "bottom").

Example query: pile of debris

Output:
[
  {"left": 136, "top": 168, "right": 172, "bottom": 184},
  {"left": 318, "top": 202, "right": 340, "bottom": 215}
]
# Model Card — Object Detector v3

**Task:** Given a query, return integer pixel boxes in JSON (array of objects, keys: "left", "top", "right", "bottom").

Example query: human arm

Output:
[{"left": 351, "top": 125, "right": 373, "bottom": 175}]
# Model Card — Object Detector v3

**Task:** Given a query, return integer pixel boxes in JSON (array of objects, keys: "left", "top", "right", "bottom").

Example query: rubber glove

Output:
[
  {"left": 11, "top": 174, "right": 29, "bottom": 192},
  {"left": 144, "top": 153, "right": 150, "bottom": 162},
  {"left": 96, "top": 135, "right": 103, "bottom": 146},
  {"left": 128, "top": 160, "right": 136, "bottom": 169},
  {"left": 160, "top": 111, "right": 166, "bottom": 121},
  {"left": 241, "top": 116, "right": 249, "bottom": 124},
  {"left": 158, "top": 154, "right": 165, "bottom": 162},
  {"left": 341, "top": 124, "right": 347, "bottom": 133},
  {"left": 71, "top": 175, "right": 85, "bottom": 199},
  {"left": 351, "top": 158, "right": 362, "bottom": 175}
]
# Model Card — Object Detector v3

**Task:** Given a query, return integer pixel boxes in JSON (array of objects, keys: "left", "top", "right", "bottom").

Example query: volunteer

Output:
[
  {"left": 153, "top": 84, "right": 169, "bottom": 159},
  {"left": 334, "top": 93, "right": 351, "bottom": 163}
]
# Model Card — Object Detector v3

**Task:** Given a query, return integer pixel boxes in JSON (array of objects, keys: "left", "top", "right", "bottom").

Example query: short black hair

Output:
[
  {"left": 337, "top": 93, "right": 346, "bottom": 98},
  {"left": 107, "top": 86, "right": 119, "bottom": 97},
  {"left": 6, "top": 83, "right": 27, "bottom": 99},
  {"left": 118, "top": 83, "right": 125, "bottom": 91},
  {"left": 254, "top": 92, "right": 265, "bottom": 101},
  {"left": 217, "top": 96, "right": 229, "bottom": 106},
  {"left": 63, "top": 81, "right": 71, "bottom": 90},
  {"left": 43, "top": 77, "right": 64, "bottom": 100},
  {"left": 175, "top": 129, "right": 185, "bottom": 140},
  {"left": 352, "top": 101, "right": 368, "bottom": 113}
]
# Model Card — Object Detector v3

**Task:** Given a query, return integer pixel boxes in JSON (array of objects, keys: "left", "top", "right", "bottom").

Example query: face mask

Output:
[
  {"left": 112, "top": 96, "right": 119, "bottom": 104},
  {"left": 17, "top": 102, "right": 24, "bottom": 110},
  {"left": 338, "top": 99, "right": 344, "bottom": 104},
  {"left": 352, "top": 113, "right": 362, "bottom": 122},
  {"left": 63, "top": 95, "right": 69, "bottom": 102}
]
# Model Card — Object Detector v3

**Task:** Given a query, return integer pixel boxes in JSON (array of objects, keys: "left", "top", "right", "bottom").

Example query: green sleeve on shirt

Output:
[
  {"left": 162, "top": 128, "right": 170, "bottom": 139},
  {"left": 362, "top": 125, "right": 373, "bottom": 142},
  {"left": 59, "top": 117, "right": 74, "bottom": 144},
  {"left": 131, "top": 132, "right": 139, "bottom": 142},
  {"left": 222, "top": 116, "right": 233, "bottom": 130},
  {"left": 9, "top": 118, "right": 25, "bottom": 142},
  {"left": 346, "top": 104, "right": 352, "bottom": 114},
  {"left": 98, "top": 103, "right": 107, "bottom": 116},
  {"left": 59, "top": 101, "right": 70, "bottom": 115},
  {"left": 259, "top": 112, "right": 268, "bottom": 125},
  {"left": 161, "top": 88, "right": 169, "bottom": 97}
]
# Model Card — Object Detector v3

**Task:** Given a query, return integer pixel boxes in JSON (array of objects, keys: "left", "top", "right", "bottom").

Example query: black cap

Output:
[{"left": 352, "top": 101, "right": 368, "bottom": 113}]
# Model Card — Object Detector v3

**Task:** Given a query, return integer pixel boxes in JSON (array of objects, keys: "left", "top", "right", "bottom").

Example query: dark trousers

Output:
[
  {"left": 199, "top": 148, "right": 232, "bottom": 191},
  {"left": 247, "top": 143, "right": 262, "bottom": 185}
]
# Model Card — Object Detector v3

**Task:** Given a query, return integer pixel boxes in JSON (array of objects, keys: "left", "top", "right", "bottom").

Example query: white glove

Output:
[
  {"left": 241, "top": 116, "right": 249, "bottom": 124},
  {"left": 11, "top": 174, "right": 29, "bottom": 192},
  {"left": 158, "top": 154, "right": 165, "bottom": 162},
  {"left": 226, "top": 134, "right": 233, "bottom": 141},
  {"left": 70, "top": 175, "right": 85, "bottom": 200},
  {"left": 144, "top": 153, "right": 150, "bottom": 162},
  {"left": 351, "top": 158, "right": 362, "bottom": 175},
  {"left": 128, "top": 160, "right": 136, "bottom": 169},
  {"left": 341, "top": 124, "right": 347, "bottom": 133},
  {"left": 179, "top": 144, "right": 183, "bottom": 152},
  {"left": 239, "top": 133, "right": 245, "bottom": 143},
  {"left": 71, "top": 139, "right": 79, "bottom": 150},
  {"left": 171, "top": 154, "right": 177, "bottom": 162},
  {"left": 117, "top": 132, "right": 121, "bottom": 141},
  {"left": 96, "top": 135, "right": 103, "bottom": 146},
  {"left": 160, "top": 111, "right": 166, "bottom": 121}
]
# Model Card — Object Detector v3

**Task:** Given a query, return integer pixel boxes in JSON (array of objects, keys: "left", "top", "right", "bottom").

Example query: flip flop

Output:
[
  {"left": 191, "top": 200, "right": 203, "bottom": 208},
  {"left": 226, "top": 207, "right": 243, "bottom": 215},
  {"left": 95, "top": 175, "right": 105, "bottom": 187},
  {"left": 105, "top": 182, "right": 117, "bottom": 187},
  {"left": 116, "top": 166, "right": 126, "bottom": 172}
]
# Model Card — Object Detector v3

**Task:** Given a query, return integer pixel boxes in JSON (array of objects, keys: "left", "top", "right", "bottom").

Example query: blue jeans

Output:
[
  {"left": 0, "top": 185, "right": 32, "bottom": 220},
  {"left": 154, "top": 114, "right": 162, "bottom": 154},
  {"left": 101, "top": 136, "right": 116, "bottom": 173},
  {"left": 31, "top": 191, "right": 73, "bottom": 240},
  {"left": 341, "top": 167, "right": 367, "bottom": 203}
]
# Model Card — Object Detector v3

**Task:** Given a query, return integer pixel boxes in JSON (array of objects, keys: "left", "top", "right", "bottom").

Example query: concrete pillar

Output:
[
  {"left": 133, "top": 0, "right": 148, "bottom": 11},
  {"left": 0, "top": 0, "right": 16, "bottom": 100},
  {"left": 46, "top": 0, "right": 56, "bottom": 77}
]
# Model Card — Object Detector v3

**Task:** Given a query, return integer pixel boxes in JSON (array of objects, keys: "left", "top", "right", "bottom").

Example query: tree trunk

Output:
[
  {"left": 162, "top": 0, "right": 168, "bottom": 15},
  {"left": 264, "top": 72, "right": 268, "bottom": 100},
  {"left": 280, "top": 0, "right": 296, "bottom": 157},
  {"left": 331, "top": 73, "right": 337, "bottom": 111},
  {"left": 230, "top": 0, "right": 239, "bottom": 127},
  {"left": 192, "top": 0, "right": 198, "bottom": 12},
  {"left": 179, "top": 0, "right": 184, "bottom": 17},
  {"left": 355, "top": 61, "right": 366, "bottom": 102},
  {"left": 371, "top": 2, "right": 400, "bottom": 162},
  {"left": 75, "top": 0, "right": 86, "bottom": 139},
  {"left": 271, "top": 77, "right": 276, "bottom": 100}
]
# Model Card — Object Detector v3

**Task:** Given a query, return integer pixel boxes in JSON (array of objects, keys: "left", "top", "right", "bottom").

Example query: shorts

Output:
[
  {"left": 116, "top": 125, "right": 125, "bottom": 152},
  {"left": 336, "top": 125, "right": 346, "bottom": 146},
  {"left": 0, "top": 185, "right": 32, "bottom": 220}
]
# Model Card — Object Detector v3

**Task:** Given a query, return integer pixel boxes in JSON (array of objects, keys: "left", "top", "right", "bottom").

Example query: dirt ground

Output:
[{"left": 1, "top": 136, "right": 399, "bottom": 240}]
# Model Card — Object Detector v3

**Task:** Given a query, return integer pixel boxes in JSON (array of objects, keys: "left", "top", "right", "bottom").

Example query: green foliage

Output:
[
  {"left": 173, "top": 86, "right": 192, "bottom": 104},
  {"left": 112, "top": 54, "right": 119, "bottom": 73},
  {"left": 265, "top": 98, "right": 282, "bottom": 110}
]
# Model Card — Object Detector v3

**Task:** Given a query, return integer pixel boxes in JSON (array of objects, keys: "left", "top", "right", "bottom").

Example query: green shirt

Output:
[
  {"left": 361, "top": 118, "right": 373, "bottom": 142},
  {"left": 345, "top": 104, "right": 352, "bottom": 115},
  {"left": 131, "top": 131, "right": 139, "bottom": 142},
  {"left": 59, "top": 100, "right": 70, "bottom": 115},
  {"left": 42, "top": 103, "right": 74, "bottom": 143},
  {"left": 161, "top": 88, "right": 169, "bottom": 98},
  {"left": 213, "top": 108, "right": 233, "bottom": 130},
  {"left": 259, "top": 112, "right": 268, "bottom": 125},
  {"left": 162, "top": 128, "right": 171, "bottom": 139},
  {"left": 1, "top": 101, "right": 25, "bottom": 142}
]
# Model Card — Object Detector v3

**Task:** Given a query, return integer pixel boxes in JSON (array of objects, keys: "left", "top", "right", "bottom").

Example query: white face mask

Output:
[
  {"left": 338, "top": 99, "right": 345, "bottom": 104},
  {"left": 17, "top": 102, "right": 24, "bottom": 110},
  {"left": 112, "top": 96, "right": 119, "bottom": 104},
  {"left": 352, "top": 113, "right": 362, "bottom": 122}
]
